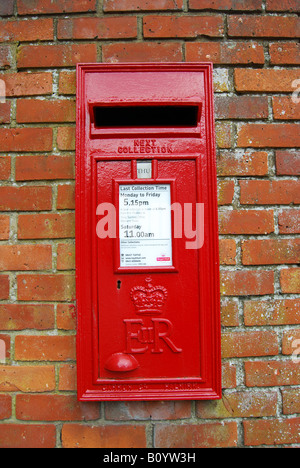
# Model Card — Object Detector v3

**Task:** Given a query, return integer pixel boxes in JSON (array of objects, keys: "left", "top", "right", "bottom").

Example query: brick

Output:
[
  {"left": 154, "top": 422, "right": 238, "bottom": 448},
  {"left": 17, "top": 274, "right": 75, "bottom": 301},
  {"left": 15, "top": 335, "right": 76, "bottom": 361},
  {"left": 276, "top": 150, "right": 300, "bottom": 175},
  {"left": 0, "top": 245, "right": 52, "bottom": 271},
  {"left": 16, "top": 395, "right": 99, "bottom": 421},
  {"left": 143, "top": 15, "right": 224, "bottom": 38},
  {"left": 196, "top": 391, "right": 277, "bottom": 418},
  {"left": 234, "top": 69, "right": 300, "bottom": 92},
  {"left": 242, "top": 239, "right": 300, "bottom": 265},
  {"left": 222, "top": 331, "right": 278, "bottom": 358},
  {"left": 57, "top": 127, "right": 75, "bottom": 151},
  {"left": 58, "top": 364, "right": 76, "bottom": 391},
  {"left": 0, "top": 334, "right": 10, "bottom": 360},
  {"left": 0, "top": 424, "right": 56, "bottom": 448},
  {"left": 0, "top": 365, "right": 55, "bottom": 392},
  {"left": 245, "top": 360, "right": 300, "bottom": 387},
  {"left": 186, "top": 41, "right": 264, "bottom": 64},
  {"left": 215, "top": 95, "right": 268, "bottom": 119},
  {"left": 280, "top": 268, "right": 300, "bottom": 293},
  {"left": 217, "top": 180, "right": 234, "bottom": 205},
  {"left": 59, "top": 71, "right": 76, "bottom": 95},
  {"left": 266, "top": 0, "right": 300, "bottom": 11},
  {"left": 16, "top": 155, "right": 75, "bottom": 181},
  {"left": 0, "top": 215, "right": 10, "bottom": 240},
  {"left": 18, "top": 213, "right": 75, "bottom": 239},
  {"left": 278, "top": 209, "right": 300, "bottom": 234},
  {"left": 0, "top": 304, "right": 54, "bottom": 330},
  {"left": 282, "top": 329, "right": 300, "bottom": 356},
  {"left": 58, "top": 17, "right": 137, "bottom": 40},
  {"left": 244, "top": 299, "right": 300, "bottom": 326},
  {"left": 0, "top": 102, "right": 11, "bottom": 124},
  {"left": 219, "top": 210, "right": 274, "bottom": 235},
  {"left": 17, "top": 44, "right": 97, "bottom": 69},
  {"left": 0, "top": 45, "right": 13, "bottom": 68},
  {"left": 17, "top": 0, "right": 97, "bottom": 15},
  {"left": 273, "top": 96, "right": 300, "bottom": 120},
  {"left": 228, "top": 15, "right": 300, "bottom": 38},
  {"left": 221, "top": 298, "right": 239, "bottom": 327},
  {"left": 105, "top": 400, "right": 191, "bottom": 420},
  {"left": 213, "top": 69, "right": 231, "bottom": 92},
  {"left": 16, "top": 99, "right": 75, "bottom": 123},
  {"left": 0, "top": 156, "right": 11, "bottom": 179},
  {"left": 0, "top": 0, "right": 14, "bottom": 16},
  {"left": 217, "top": 151, "right": 268, "bottom": 176},
  {"left": 0, "top": 18, "right": 53, "bottom": 42},
  {"left": 270, "top": 42, "right": 300, "bottom": 64},
  {"left": 103, "top": 42, "right": 183, "bottom": 63},
  {"left": 0, "top": 72, "right": 52, "bottom": 97},
  {"left": 57, "top": 304, "right": 76, "bottom": 331},
  {"left": 237, "top": 123, "right": 300, "bottom": 148},
  {"left": 222, "top": 362, "right": 237, "bottom": 389},
  {"left": 189, "top": 0, "right": 262, "bottom": 9},
  {"left": 0, "top": 276, "right": 9, "bottom": 300},
  {"left": 219, "top": 239, "right": 236, "bottom": 265},
  {"left": 0, "top": 186, "right": 52, "bottom": 211},
  {"left": 240, "top": 180, "right": 300, "bottom": 205},
  {"left": 57, "top": 243, "right": 75, "bottom": 270},
  {"left": 244, "top": 418, "right": 300, "bottom": 446},
  {"left": 0, "top": 128, "right": 53, "bottom": 152},
  {"left": 0, "top": 395, "right": 11, "bottom": 420},
  {"left": 57, "top": 184, "right": 75, "bottom": 209},
  {"left": 282, "top": 389, "right": 300, "bottom": 415},
  {"left": 215, "top": 122, "right": 234, "bottom": 148},
  {"left": 62, "top": 424, "right": 147, "bottom": 448},
  {"left": 220, "top": 270, "right": 274, "bottom": 296},
  {"left": 104, "top": 0, "right": 183, "bottom": 10}
]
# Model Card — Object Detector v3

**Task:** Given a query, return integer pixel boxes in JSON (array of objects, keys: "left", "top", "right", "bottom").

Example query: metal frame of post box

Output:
[{"left": 76, "top": 63, "right": 221, "bottom": 401}]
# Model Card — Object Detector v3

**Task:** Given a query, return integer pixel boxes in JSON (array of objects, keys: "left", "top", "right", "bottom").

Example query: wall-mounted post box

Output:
[{"left": 76, "top": 63, "right": 221, "bottom": 401}]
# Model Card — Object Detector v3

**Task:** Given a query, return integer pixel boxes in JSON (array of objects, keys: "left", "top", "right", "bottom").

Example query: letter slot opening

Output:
[{"left": 93, "top": 105, "right": 200, "bottom": 128}]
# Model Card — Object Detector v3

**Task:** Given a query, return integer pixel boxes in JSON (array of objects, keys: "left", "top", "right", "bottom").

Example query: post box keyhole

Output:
[{"left": 117, "top": 280, "right": 122, "bottom": 290}]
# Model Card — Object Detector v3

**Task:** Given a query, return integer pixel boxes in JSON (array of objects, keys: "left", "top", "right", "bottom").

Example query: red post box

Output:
[{"left": 76, "top": 63, "right": 221, "bottom": 401}]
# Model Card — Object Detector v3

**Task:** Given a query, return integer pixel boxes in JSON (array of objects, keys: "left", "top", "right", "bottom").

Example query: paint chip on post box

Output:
[{"left": 76, "top": 63, "right": 221, "bottom": 401}]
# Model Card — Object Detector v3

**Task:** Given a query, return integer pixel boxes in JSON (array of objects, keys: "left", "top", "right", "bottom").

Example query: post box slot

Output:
[{"left": 93, "top": 105, "right": 199, "bottom": 128}]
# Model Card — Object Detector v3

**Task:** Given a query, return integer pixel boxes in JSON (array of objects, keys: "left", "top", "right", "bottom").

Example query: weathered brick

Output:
[
  {"left": 58, "top": 17, "right": 137, "bottom": 40},
  {"left": 18, "top": 213, "right": 75, "bottom": 239},
  {"left": 57, "top": 243, "right": 75, "bottom": 270},
  {"left": 228, "top": 14, "right": 300, "bottom": 37},
  {"left": 280, "top": 268, "right": 300, "bottom": 293},
  {"left": 186, "top": 41, "right": 265, "bottom": 64},
  {"left": 215, "top": 95, "right": 268, "bottom": 119},
  {"left": 0, "top": 102, "right": 11, "bottom": 124},
  {"left": 16, "top": 394, "right": 100, "bottom": 421},
  {"left": 0, "top": 72, "right": 52, "bottom": 97},
  {"left": 17, "top": 0, "right": 97, "bottom": 15},
  {"left": 220, "top": 270, "right": 274, "bottom": 296},
  {"left": 57, "top": 184, "right": 75, "bottom": 209},
  {"left": 0, "top": 276, "right": 9, "bottom": 300},
  {"left": 0, "top": 0, "right": 14, "bottom": 16},
  {"left": 237, "top": 123, "right": 300, "bottom": 148},
  {"left": 219, "top": 209, "right": 274, "bottom": 235},
  {"left": 245, "top": 360, "right": 300, "bottom": 387},
  {"left": 221, "top": 299, "right": 239, "bottom": 327},
  {"left": 0, "top": 365, "right": 55, "bottom": 392},
  {"left": 57, "top": 304, "right": 76, "bottom": 331},
  {"left": 0, "top": 215, "right": 10, "bottom": 240},
  {"left": 190, "top": 0, "right": 262, "bottom": 9},
  {"left": 0, "top": 424, "right": 56, "bottom": 448},
  {"left": 266, "top": 0, "right": 300, "bottom": 12},
  {"left": 15, "top": 335, "right": 76, "bottom": 361},
  {"left": 240, "top": 180, "right": 300, "bottom": 205},
  {"left": 235, "top": 69, "right": 300, "bottom": 92},
  {"left": 217, "top": 151, "right": 268, "bottom": 176},
  {"left": 0, "top": 156, "right": 11, "bottom": 179},
  {"left": 0, "top": 304, "right": 55, "bottom": 330},
  {"left": 244, "top": 299, "right": 300, "bottom": 326},
  {"left": 219, "top": 239, "right": 236, "bottom": 265},
  {"left": 272, "top": 96, "right": 300, "bottom": 120},
  {"left": 0, "top": 45, "right": 13, "bottom": 68},
  {"left": 15, "top": 155, "right": 75, "bottom": 181},
  {"left": 17, "top": 274, "right": 75, "bottom": 302},
  {"left": 242, "top": 239, "right": 300, "bottom": 265},
  {"left": 0, "top": 186, "right": 52, "bottom": 211},
  {"left": 0, "top": 18, "right": 53, "bottom": 42},
  {"left": 282, "top": 329, "right": 300, "bottom": 356},
  {"left": 59, "top": 71, "right": 76, "bottom": 95},
  {"left": 57, "top": 127, "right": 75, "bottom": 151},
  {"left": 16, "top": 99, "right": 75, "bottom": 123},
  {"left": 62, "top": 424, "right": 147, "bottom": 448},
  {"left": 103, "top": 41, "right": 183, "bottom": 63},
  {"left": 270, "top": 42, "right": 300, "bottom": 64},
  {"left": 17, "top": 44, "right": 97, "bottom": 68},
  {"left": 217, "top": 180, "right": 234, "bottom": 205},
  {"left": 244, "top": 418, "right": 300, "bottom": 446},
  {"left": 0, "top": 395, "right": 11, "bottom": 420},
  {"left": 0, "top": 128, "right": 53, "bottom": 152},
  {"left": 278, "top": 209, "right": 300, "bottom": 234},
  {"left": 282, "top": 389, "right": 300, "bottom": 415},
  {"left": 222, "top": 331, "right": 278, "bottom": 358},
  {"left": 58, "top": 364, "right": 76, "bottom": 391},
  {"left": 276, "top": 150, "right": 300, "bottom": 175},
  {"left": 0, "top": 245, "right": 52, "bottom": 271},
  {"left": 104, "top": 0, "right": 183, "bottom": 10},
  {"left": 154, "top": 422, "right": 238, "bottom": 448},
  {"left": 144, "top": 15, "right": 224, "bottom": 38}
]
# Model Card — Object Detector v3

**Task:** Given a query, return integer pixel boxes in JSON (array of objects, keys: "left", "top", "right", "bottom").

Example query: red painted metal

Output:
[{"left": 76, "top": 63, "right": 221, "bottom": 401}]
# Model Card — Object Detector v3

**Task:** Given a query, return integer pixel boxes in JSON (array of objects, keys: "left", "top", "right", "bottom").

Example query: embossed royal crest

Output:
[{"left": 130, "top": 277, "right": 168, "bottom": 315}]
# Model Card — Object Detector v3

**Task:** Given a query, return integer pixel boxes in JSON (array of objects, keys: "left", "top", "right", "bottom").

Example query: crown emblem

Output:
[{"left": 130, "top": 277, "right": 168, "bottom": 316}]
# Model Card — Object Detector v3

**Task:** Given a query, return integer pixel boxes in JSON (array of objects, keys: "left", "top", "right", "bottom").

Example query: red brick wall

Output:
[{"left": 0, "top": 0, "right": 299, "bottom": 449}]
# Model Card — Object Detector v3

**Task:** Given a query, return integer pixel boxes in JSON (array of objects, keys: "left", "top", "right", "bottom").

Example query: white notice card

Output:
[{"left": 119, "top": 184, "right": 172, "bottom": 267}]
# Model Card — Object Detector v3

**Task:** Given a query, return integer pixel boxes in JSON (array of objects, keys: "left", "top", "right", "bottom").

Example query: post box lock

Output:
[{"left": 76, "top": 63, "right": 221, "bottom": 401}]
